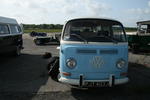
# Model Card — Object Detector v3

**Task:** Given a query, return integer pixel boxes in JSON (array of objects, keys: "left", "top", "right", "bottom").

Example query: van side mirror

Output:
[{"left": 19, "top": 23, "right": 24, "bottom": 34}]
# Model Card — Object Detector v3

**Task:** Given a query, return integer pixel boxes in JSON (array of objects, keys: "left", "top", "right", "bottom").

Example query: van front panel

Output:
[{"left": 60, "top": 43, "right": 128, "bottom": 80}]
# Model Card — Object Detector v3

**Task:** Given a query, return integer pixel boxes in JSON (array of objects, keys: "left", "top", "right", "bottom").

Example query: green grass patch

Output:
[
  {"left": 24, "top": 29, "right": 62, "bottom": 33},
  {"left": 125, "top": 29, "right": 137, "bottom": 32},
  {"left": 24, "top": 28, "right": 136, "bottom": 33},
  {"left": 125, "top": 27, "right": 137, "bottom": 32}
]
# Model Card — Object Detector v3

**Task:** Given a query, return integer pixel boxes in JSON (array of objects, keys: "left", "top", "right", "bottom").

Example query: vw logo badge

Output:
[{"left": 90, "top": 56, "right": 104, "bottom": 68}]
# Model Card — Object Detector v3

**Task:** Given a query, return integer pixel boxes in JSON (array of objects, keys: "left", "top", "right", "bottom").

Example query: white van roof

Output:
[
  {"left": 67, "top": 17, "right": 121, "bottom": 23},
  {"left": 0, "top": 16, "right": 18, "bottom": 24}
]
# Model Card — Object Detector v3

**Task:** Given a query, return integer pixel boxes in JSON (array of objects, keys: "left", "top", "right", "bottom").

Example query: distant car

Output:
[
  {"left": 0, "top": 16, "right": 23, "bottom": 56},
  {"left": 30, "top": 31, "right": 47, "bottom": 37},
  {"left": 128, "top": 20, "right": 150, "bottom": 53},
  {"left": 34, "top": 35, "right": 60, "bottom": 45}
]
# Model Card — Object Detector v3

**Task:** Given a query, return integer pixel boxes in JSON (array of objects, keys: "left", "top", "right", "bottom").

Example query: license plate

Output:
[{"left": 84, "top": 81, "right": 109, "bottom": 87}]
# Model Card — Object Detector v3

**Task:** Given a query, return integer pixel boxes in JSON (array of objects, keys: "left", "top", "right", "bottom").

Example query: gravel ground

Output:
[{"left": 0, "top": 34, "right": 150, "bottom": 100}]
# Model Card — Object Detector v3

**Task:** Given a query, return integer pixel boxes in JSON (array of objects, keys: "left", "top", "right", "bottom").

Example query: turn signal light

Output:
[
  {"left": 62, "top": 72, "right": 71, "bottom": 76},
  {"left": 120, "top": 72, "right": 127, "bottom": 76}
]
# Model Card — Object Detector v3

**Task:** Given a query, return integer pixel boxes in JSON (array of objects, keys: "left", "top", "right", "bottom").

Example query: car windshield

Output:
[{"left": 63, "top": 19, "right": 126, "bottom": 42}]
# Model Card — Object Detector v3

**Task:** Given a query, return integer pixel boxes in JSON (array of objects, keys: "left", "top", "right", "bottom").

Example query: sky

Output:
[{"left": 0, "top": 0, "right": 150, "bottom": 27}]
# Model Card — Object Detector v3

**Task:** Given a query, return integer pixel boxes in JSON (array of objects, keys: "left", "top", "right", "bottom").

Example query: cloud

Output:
[
  {"left": 54, "top": 0, "right": 111, "bottom": 16},
  {"left": 127, "top": 8, "right": 150, "bottom": 14},
  {"left": 123, "top": 1, "right": 150, "bottom": 27},
  {"left": 127, "top": 1, "right": 150, "bottom": 15},
  {"left": 149, "top": 1, "right": 150, "bottom": 7},
  {"left": 83, "top": 0, "right": 111, "bottom": 17},
  {"left": 0, "top": 0, "right": 111, "bottom": 24}
]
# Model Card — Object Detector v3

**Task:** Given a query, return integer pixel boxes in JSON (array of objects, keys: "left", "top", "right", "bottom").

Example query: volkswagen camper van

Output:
[
  {"left": 0, "top": 16, "right": 23, "bottom": 56},
  {"left": 58, "top": 18, "right": 129, "bottom": 87}
]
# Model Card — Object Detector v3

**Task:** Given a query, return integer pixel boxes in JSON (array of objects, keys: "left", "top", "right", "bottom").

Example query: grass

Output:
[
  {"left": 125, "top": 29, "right": 137, "bottom": 32},
  {"left": 125, "top": 28, "right": 137, "bottom": 32},
  {"left": 24, "top": 29, "right": 62, "bottom": 33},
  {"left": 24, "top": 28, "right": 136, "bottom": 33}
]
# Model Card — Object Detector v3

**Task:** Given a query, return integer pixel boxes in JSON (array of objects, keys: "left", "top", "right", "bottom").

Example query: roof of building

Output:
[{"left": 137, "top": 20, "right": 150, "bottom": 25}]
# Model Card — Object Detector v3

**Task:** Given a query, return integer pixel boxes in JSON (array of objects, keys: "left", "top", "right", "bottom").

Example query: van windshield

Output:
[{"left": 63, "top": 19, "right": 126, "bottom": 42}]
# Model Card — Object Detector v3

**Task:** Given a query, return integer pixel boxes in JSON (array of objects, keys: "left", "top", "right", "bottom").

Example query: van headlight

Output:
[
  {"left": 116, "top": 59, "right": 126, "bottom": 69},
  {"left": 66, "top": 58, "right": 76, "bottom": 69}
]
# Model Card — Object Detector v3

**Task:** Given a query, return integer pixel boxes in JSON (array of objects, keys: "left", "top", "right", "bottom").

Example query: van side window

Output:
[
  {"left": 112, "top": 25, "right": 125, "bottom": 42},
  {"left": 0, "top": 24, "right": 9, "bottom": 35},
  {"left": 17, "top": 26, "right": 22, "bottom": 33},
  {"left": 10, "top": 25, "right": 21, "bottom": 34}
]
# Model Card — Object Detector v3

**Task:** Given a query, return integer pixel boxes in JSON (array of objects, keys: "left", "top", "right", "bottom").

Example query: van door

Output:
[{"left": 9, "top": 24, "right": 23, "bottom": 47}]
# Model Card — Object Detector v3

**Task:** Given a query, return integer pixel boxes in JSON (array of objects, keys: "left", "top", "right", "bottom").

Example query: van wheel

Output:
[{"left": 13, "top": 46, "right": 21, "bottom": 56}]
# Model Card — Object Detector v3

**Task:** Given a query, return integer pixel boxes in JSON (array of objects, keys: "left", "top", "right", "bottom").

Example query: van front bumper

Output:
[{"left": 59, "top": 76, "right": 129, "bottom": 87}]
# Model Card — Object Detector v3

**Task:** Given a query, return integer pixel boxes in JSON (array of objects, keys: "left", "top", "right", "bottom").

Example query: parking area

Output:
[{"left": 0, "top": 34, "right": 150, "bottom": 100}]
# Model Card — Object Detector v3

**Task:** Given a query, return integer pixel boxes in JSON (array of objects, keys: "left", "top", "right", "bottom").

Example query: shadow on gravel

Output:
[
  {"left": 71, "top": 62, "right": 150, "bottom": 100},
  {"left": 0, "top": 54, "right": 49, "bottom": 100}
]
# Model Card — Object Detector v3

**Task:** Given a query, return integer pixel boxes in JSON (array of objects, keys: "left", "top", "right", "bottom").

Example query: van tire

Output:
[{"left": 13, "top": 46, "right": 21, "bottom": 56}]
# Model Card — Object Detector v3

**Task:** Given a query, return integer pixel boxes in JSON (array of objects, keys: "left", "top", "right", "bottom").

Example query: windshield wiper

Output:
[
  {"left": 96, "top": 35, "right": 118, "bottom": 43},
  {"left": 104, "top": 36, "right": 118, "bottom": 43},
  {"left": 70, "top": 34, "right": 88, "bottom": 44}
]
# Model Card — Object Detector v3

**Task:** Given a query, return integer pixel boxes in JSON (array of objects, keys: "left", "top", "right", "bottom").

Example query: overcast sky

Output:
[{"left": 0, "top": 0, "right": 150, "bottom": 27}]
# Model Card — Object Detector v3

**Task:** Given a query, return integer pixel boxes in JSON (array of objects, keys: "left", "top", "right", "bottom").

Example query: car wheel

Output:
[
  {"left": 131, "top": 44, "right": 139, "bottom": 54},
  {"left": 35, "top": 39, "right": 41, "bottom": 45}
]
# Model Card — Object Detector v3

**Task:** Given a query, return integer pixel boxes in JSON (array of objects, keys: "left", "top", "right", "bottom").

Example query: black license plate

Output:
[{"left": 84, "top": 81, "right": 109, "bottom": 87}]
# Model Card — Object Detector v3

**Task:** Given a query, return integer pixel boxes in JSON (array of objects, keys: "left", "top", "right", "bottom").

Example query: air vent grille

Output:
[
  {"left": 77, "top": 49, "right": 96, "bottom": 54},
  {"left": 100, "top": 49, "right": 118, "bottom": 54}
]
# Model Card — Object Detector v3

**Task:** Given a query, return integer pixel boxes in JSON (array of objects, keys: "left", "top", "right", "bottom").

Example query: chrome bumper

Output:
[{"left": 59, "top": 76, "right": 129, "bottom": 87}]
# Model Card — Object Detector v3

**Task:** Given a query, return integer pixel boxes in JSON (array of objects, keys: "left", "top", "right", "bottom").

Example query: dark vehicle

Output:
[
  {"left": 30, "top": 31, "right": 47, "bottom": 37},
  {"left": 0, "top": 16, "right": 23, "bottom": 56},
  {"left": 128, "top": 20, "right": 150, "bottom": 53},
  {"left": 34, "top": 34, "right": 60, "bottom": 45}
]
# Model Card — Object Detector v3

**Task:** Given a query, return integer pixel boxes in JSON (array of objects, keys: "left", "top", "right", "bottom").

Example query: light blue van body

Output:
[{"left": 59, "top": 18, "right": 129, "bottom": 87}]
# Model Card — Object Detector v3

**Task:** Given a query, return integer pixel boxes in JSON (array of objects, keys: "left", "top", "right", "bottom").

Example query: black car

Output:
[
  {"left": 30, "top": 31, "right": 47, "bottom": 37},
  {"left": 34, "top": 36, "right": 60, "bottom": 45}
]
